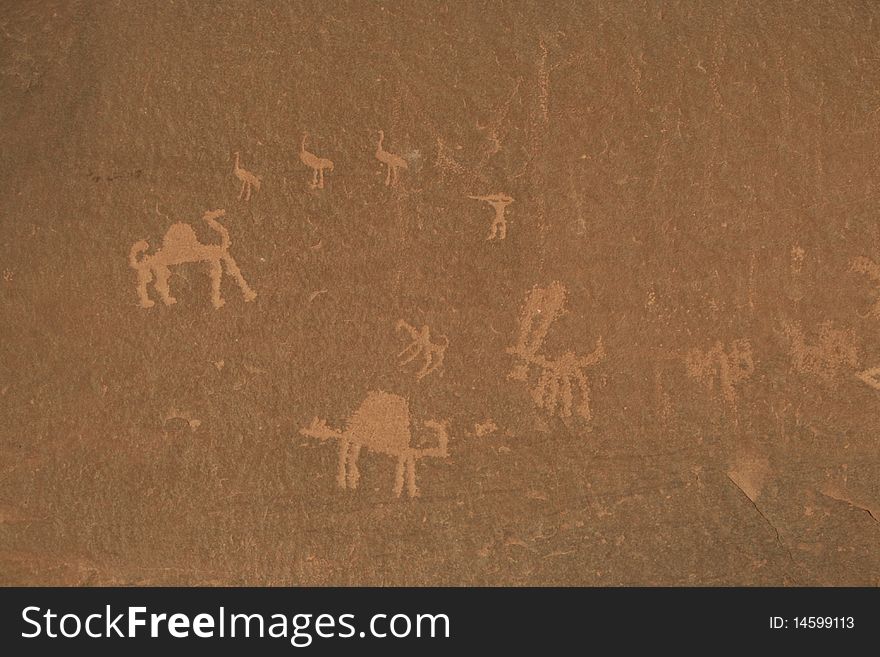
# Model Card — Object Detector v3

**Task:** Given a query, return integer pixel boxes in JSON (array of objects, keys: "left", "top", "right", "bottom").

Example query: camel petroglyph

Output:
[
  {"left": 129, "top": 209, "right": 256, "bottom": 309},
  {"left": 299, "top": 391, "right": 449, "bottom": 498},
  {"left": 780, "top": 319, "right": 859, "bottom": 383}
]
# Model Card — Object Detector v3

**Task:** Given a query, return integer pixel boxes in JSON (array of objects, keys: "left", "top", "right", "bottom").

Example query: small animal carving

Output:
[
  {"left": 851, "top": 256, "right": 880, "bottom": 318},
  {"left": 299, "top": 391, "right": 450, "bottom": 497},
  {"left": 685, "top": 339, "right": 754, "bottom": 407},
  {"left": 780, "top": 319, "right": 859, "bottom": 383},
  {"left": 299, "top": 133, "right": 334, "bottom": 189},
  {"left": 396, "top": 320, "right": 448, "bottom": 381},
  {"left": 129, "top": 209, "right": 257, "bottom": 309},
  {"left": 469, "top": 193, "right": 514, "bottom": 240},
  {"left": 232, "top": 151, "right": 261, "bottom": 201},
  {"left": 375, "top": 130, "right": 408, "bottom": 187}
]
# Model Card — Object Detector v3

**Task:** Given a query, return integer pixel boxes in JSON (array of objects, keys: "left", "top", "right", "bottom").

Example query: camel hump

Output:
[
  {"left": 346, "top": 391, "right": 412, "bottom": 452},
  {"left": 162, "top": 223, "right": 200, "bottom": 249}
]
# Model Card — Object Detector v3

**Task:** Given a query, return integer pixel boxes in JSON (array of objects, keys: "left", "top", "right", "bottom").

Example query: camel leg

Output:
[
  {"left": 574, "top": 370, "right": 592, "bottom": 420},
  {"left": 223, "top": 255, "right": 257, "bottom": 302},
  {"left": 531, "top": 368, "right": 551, "bottom": 408},
  {"left": 154, "top": 265, "right": 176, "bottom": 305},
  {"left": 393, "top": 457, "right": 405, "bottom": 497},
  {"left": 406, "top": 456, "right": 419, "bottom": 498},
  {"left": 239, "top": 181, "right": 246, "bottom": 200},
  {"left": 498, "top": 219, "right": 507, "bottom": 240},
  {"left": 487, "top": 222, "right": 497, "bottom": 240},
  {"left": 347, "top": 443, "right": 362, "bottom": 489},
  {"left": 545, "top": 374, "right": 561, "bottom": 416},
  {"left": 560, "top": 376, "right": 574, "bottom": 418},
  {"left": 208, "top": 259, "right": 224, "bottom": 308},
  {"left": 385, "top": 165, "right": 392, "bottom": 187},
  {"left": 336, "top": 439, "right": 349, "bottom": 488},
  {"left": 244, "top": 182, "right": 251, "bottom": 202},
  {"left": 311, "top": 169, "right": 318, "bottom": 189},
  {"left": 135, "top": 269, "right": 155, "bottom": 308},
  {"left": 318, "top": 168, "right": 324, "bottom": 189}
]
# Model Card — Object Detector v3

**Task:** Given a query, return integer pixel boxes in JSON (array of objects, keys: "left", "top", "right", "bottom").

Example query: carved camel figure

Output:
[
  {"left": 300, "top": 391, "right": 449, "bottom": 497},
  {"left": 299, "top": 133, "right": 334, "bottom": 189},
  {"left": 129, "top": 209, "right": 257, "bottom": 309},
  {"left": 375, "top": 130, "right": 408, "bottom": 187}
]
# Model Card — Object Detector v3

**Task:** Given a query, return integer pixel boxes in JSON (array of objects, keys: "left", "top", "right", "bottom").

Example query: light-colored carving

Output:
[
  {"left": 299, "top": 133, "right": 334, "bottom": 189},
  {"left": 780, "top": 319, "right": 859, "bottom": 382},
  {"left": 474, "top": 419, "right": 498, "bottom": 437},
  {"left": 507, "top": 282, "right": 605, "bottom": 420},
  {"left": 508, "top": 281, "right": 568, "bottom": 378},
  {"left": 851, "top": 256, "right": 880, "bottom": 318},
  {"left": 685, "top": 339, "right": 754, "bottom": 407},
  {"left": 163, "top": 408, "right": 201, "bottom": 432},
  {"left": 521, "top": 347, "right": 605, "bottom": 419},
  {"left": 396, "top": 320, "right": 448, "bottom": 381},
  {"left": 232, "top": 151, "right": 261, "bottom": 201},
  {"left": 469, "top": 193, "right": 514, "bottom": 241},
  {"left": 299, "top": 391, "right": 449, "bottom": 498},
  {"left": 855, "top": 367, "right": 880, "bottom": 390},
  {"left": 375, "top": 130, "right": 408, "bottom": 187},
  {"left": 129, "top": 209, "right": 256, "bottom": 309}
]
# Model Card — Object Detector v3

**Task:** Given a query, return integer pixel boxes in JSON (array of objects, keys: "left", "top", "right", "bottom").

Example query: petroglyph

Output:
[
  {"left": 476, "top": 77, "right": 521, "bottom": 167},
  {"left": 537, "top": 36, "right": 550, "bottom": 122},
  {"left": 129, "top": 209, "right": 256, "bottom": 309},
  {"left": 396, "top": 320, "right": 448, "bottom": 381},
  {"left": 654, "top": 364, "right": 674, "bottom": 425},
  {"left": 375, "top": 130, "right": 408, "bottom": 187},
  {"left": 299, "top": 391, "right": 449, "bottom": 498},
  {"left": 855, "top": 367, "right": 880, "bottom": 391},
  {"left": 469, "top": 193, "right": 514, "bottom": 241},
  {"left": 851, "top": 256, "right": 880, "bottom": 318},
  {"left": 780, "top": 319, "right": 859, "bottom": 383},
  {"left": 786, "top": 244, "right": 806, "bottom": 301},
  {"left": 685, "top": 339, "right": 754, "bottom": 407},
  {"left": 508, "top": 281, "right": 567, "bottom": 377},
  {"left": 791, "top": 245, "right": 805, "bottom": 274},
  {"left": 232, "top": 151, "right": 261, "bottom": 201},
  {"left": 163, "top": 408, "right": 201, "bottom": 432},
  {"left": 299, "top": 133, "right": 334, "bottom": 189},
  {"left": 508, "top": 282, "right": 605, "bottom": 420},
  {"left": 474, "top": 420, "right": 498, "bottom": 437},
  {"left": 525, "top": 347, "right": 605, "bottom": 419},
  {"left": 434, "top": 137, "right": 465, "bottom": 179}
]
